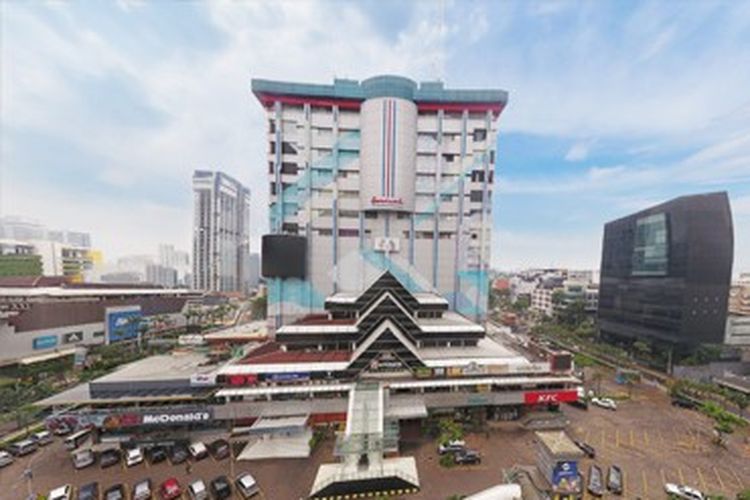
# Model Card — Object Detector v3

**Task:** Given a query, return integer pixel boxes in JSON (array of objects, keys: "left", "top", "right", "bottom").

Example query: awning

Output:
[{"left": 385, "top": 396, "right": 428, "bottom": 419}]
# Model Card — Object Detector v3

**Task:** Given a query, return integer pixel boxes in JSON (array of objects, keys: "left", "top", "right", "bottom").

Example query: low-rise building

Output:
[{"left": 0, "top": 240, "right": 43, "bottom": 277}]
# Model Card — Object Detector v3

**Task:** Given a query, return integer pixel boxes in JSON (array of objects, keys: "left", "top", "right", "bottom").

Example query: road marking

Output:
[
  {"left": 644, "top": 430, "right": 650, "bottom": 446},
  {"left": 713, "top": 466, "right": 725, "bottom": 490},
  {"left": 729, "top": 467, "right": 744, "bottom": 488},
  {"left": 657, "top": 428, "right": 665, "bottom": 444},
  {"left": 583, "top": 429, "right": 590, "bottom": 442},
  {"left": 697, "top": 467, "right": 707, "bottom": 491},
  {"left": 600, "top": 428, "right": 606, "bottom": 447},
  {"left": 678, "top": 467, "right": 685, "bottom": 485},
  {"left": 641, "top": 469, "right": 648, "bottom": 497},
  {"left": 629, "top": 429, "right": 635, "bottom": 447},
  {"left": 615, "top": 429, "right": 621, "bottom": 448},
  {"left": 660, "top": 468, "right": 666, "bottom": 485}
]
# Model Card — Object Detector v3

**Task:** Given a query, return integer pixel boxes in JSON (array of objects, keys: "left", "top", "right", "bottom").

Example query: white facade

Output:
[
  {"left": 31, "top": 240, "right": 93, "bottom": 282},
  {"left": 531, "top": 288, "right": 556, "bottom": 317},
  {"left": 192, "top": 170, "right": 251, "bottom": 293},
  {"left": 256, "top": 76, "right": 507, "bottom": 325}
]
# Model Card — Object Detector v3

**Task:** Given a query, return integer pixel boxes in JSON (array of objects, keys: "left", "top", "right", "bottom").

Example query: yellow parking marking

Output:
[
  {"left": 641, "top": 470, "right": 648, "bottom": 497},
  {"left": 600, "top": 428, "right": 606, "bottom": 447},
  {"left": 713, "top": 466, "right": 725, "bottom": 490},
  {"left": 678, "top": 467, "right": 685, "bottom": 485},
  {"left": 643, "top": 430, "right": 650, "bottom": 446},
  {"left": 615, "top": 429, "right": 621, "bottom": 448},
  {"left": 729, "top": 467, "right": 744, "bottom": 488},
  {"left": 697, "top": 467, "right": 707, "bottom": 491},
  {"left": 629, "top": 429, "right": 634, "bottom": 447},
  {"left": 583, "top": 429, "right": 590, "bottom": 442},
  {"left": 660, "top": 468, "right": 666, "bottom": 485},
  {"left": 657, "top": 428, "right": 665, "bottom": 444}
]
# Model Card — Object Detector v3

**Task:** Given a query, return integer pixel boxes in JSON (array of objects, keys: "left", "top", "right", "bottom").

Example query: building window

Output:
[
  {"left": 489, "top": 150, "right": 495, "bottom": 164},
  {"left": 632, "top": 213, "right": 668, "bottom": 276},
  {"left": 281, "top": 142, "right": 298, "bottom": 154},
  {"left": 473, "top": 129, "right": 487, "bottom": 141},
  {"left": 270, "top": 183, "right": 277, "bottom": 196},
  {"left": 92, "top": 331, "right": 105, "bottom": 338},
  {"left": 281, "top": 162, "right": 298, "bottom": 175},
  {"left": 316, "top": 228, "right": 333, "bottom": 236},
  {"left": 268, "top": 162, "right": 275, "bottom": 174},
  {"left": 364, "top": 212, "right": 378, "bottom": 219},
  {"left": 282, "top": 223, "right": 299, "bottom": 234},
  {"left": 440, "top": 194, "right": 454, "bottom": 202},
  {"left": 471, "top": 170, "right": 485, "bottom": 183},
  {"left": 338, "top": 228, "right": 359, "bottom": 237},
  {"left": 443, "top": 154, "right": 456, "bottom": 162},
  {"left": 269, "top": 120, "right": 276, "bottom": 133},
  {"left": 470, "top": 190, "right": 483, "bottom": 203},
  {"left": 339, "top": 210, "right": 358, "bottom": 219}
]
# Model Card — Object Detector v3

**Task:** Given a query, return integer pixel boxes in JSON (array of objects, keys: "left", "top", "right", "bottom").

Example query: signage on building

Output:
[
  {"left": 105, "top": 306, "right": 142, "bottom": 344},
  {"left": 62, "top": 331, "right": 84, "bottom": 344},
  {"left": 373, "top": 237, "right": 400, "bottom": 253},
  {"left": 227, "top": 374, "right": 257, "bottom": 386},
  {"left": 552, "top": 461, "right": 581, "bottom": 494},
  {"left": 511, "top": 362, "right": 549, "bottom": 374},
  {"left": 267, "top": 372, "right": 310, "bottom": 383},
  {"left": 189, "top": 373, "right": 217, "bottom": 387},
  {"left": 179, "top": 335, "right": 206, "bottom": 346},
  {"left": 371, "top": 196, "right": 404, "bottom": 208},
  {"left": 462, "top": 362, "right": 487, "bottom": 376},
  {"left": 141, "top": 410, "right": 212, "bottom": 425},
  {"left": 523, "top": 390, "right": 578, "bottom": 405},
  {"left": 32, "top": 335, "right": 58, "bottom": 350},
  {"left": 49, "top": 407, "right": 214, "bottom": 431}
]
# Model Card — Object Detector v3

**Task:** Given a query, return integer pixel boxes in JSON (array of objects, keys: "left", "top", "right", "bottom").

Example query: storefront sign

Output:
[
  {"left": 524, "top": 390, "right": 578, "bottom": 405},
  {"left": 105, "top": 306, "right": 142, "bottom": 344},
  {"left": 32, "top": 335, "right": 58, "bottom": 350},
  {"left": 189, "top": 373, "right": 216, "bottom": 386},
  {"left": 462, "top": 362, "right": 486, "bottom": 376},
  {"left": 141, "top": 410, "right": 211, "bottom": 425},
  {"left": 268, "top": 372, "right": 310, "bottom": 383},
  {"left": 62, "top": 331, "right": 84, "bottom": 344},
  {"left": 49, "top": 407, "right": 214, "bottom": 430},
  {"left": 227, "top": 374, "right": 258, "bottom": 386},
  {"left": 511, "top": 362, "right": 549, "bottom": 374}
]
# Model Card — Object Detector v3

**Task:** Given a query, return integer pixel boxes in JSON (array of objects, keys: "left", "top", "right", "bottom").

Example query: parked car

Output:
[
  {"left": 0, "top": 451, "right": 14, "bottom": 468},
  {"left": 664, "top": 483, "right": 705, "bottom": 500},
  {"left": 189, "top": 441, "right": 209, "bottom": 461},
  {"left": 100, "top": 449, "right": 121, "bottom": 468},
  {"left": 607, "top": 465, "right": 623, "bottom": 495},
  {"left": 160, "top": 478, "right": 182, "bottom": 500},
  {"left": 591, "top": 397, "right": 618, "bottom": 411},
  {"left": 437, "top": 439, "right": 466, "bottom": 455},
  {"left": 72, "top": 449, "right": 96, "bottom": 469},
  {"left": 671, "top": 396, "right": 698, "bottom": 409},
  {"left": 77, "top": 482, "right": 99, "bottom": 500},
  {"left": 48, "top": 485, "right": 73, "bottom": 500},
  {"left": 208, "top": 439, "right": 231, "bottom": 460},
  {"left": 235, "top": 473, "right": 260, "bottom": 498},
  {"left": 453, "top": 449, "right": 481, "bottom": 465},
  {"left": 148, "top": 446, "right": 167, "bottom": 464},
  {"left": 132, "top": 478, "right": 153, "bottom": 500},
  {"left": 31, "top": 430, "right": 54, "bottom": 446},
  {"left": 587, "top": 464, "right": 604, "bottom": 497},
  {"left": 104, "top": 484, "right": 126, "bottom": 500},
  {"left": 53, "top": 423, "right": 72, "bottom": 436},
  {"left": 210, "top": 476, "right": 232, "bottom": 500},
  {"left": 169, "top": 444, "right": 189, "bottom": 464},
  {"left": 126, "top": 447, "right": 144, "bottom": 467},
  {"left": 188, "top": 479, "right": 209, "bottom": 500},
  {"left": 574, "top": 440, "right": 596, "bottom": 458},
  {"left": 9, "top": 439, "right": 38, "bottom": 456}
]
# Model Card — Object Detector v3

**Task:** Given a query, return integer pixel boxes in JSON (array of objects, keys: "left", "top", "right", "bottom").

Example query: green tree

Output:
[{"left": 251, "top": 295, "right": 267, "bottom": 320}]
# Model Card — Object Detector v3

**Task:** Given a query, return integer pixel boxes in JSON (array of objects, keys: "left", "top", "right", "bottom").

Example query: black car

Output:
[
  {"left": 169, "top": 444, "right": 189, "bottom": 465},
  {"left": 100, "top": 449, "right": 121, "bottom": 468},
  {"left": 208, "top": 439, "right": 231, "bottom": 460},
  {"left": 103, "top": 484, "right": 126, "bottom": 500},
  {"left": 77, "top": 482, "right": 99, "bottom": 500},
  {"left": 210, "top": 475, "right": 233, "bottom": 499},
  {"left": 671, "top": 396, "right": 698, "bottom": 409},
  {"left": 574, "top": 440, "right": 596, "bottom": 459},
  {"left": 453, "top": 449, "right": 481, "bottom": 465},
  {"left": 148, "top": 446, "right": 167, "bottom": 464}
]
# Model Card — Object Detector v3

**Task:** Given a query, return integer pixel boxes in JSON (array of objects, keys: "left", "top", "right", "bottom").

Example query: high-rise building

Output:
[
  {"left": 192, "top": 170, "right": 251, "bottom": 293},
  {"left": 253, "top": 75, "right": 507, "bottom": 326},
  {"left": 146, "top": 264, "right": 178, "bottom": 288},
  {"left": 247, "top": 252, "right": 260, "bottom": 290},
  {"left": 598, "top": 192, "right": 734, "bottom": 350},
  {"left": 158, "top": 244, "right": 190, "bottom": 285}
]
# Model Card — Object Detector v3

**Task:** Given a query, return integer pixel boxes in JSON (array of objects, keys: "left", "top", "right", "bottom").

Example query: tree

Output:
[
  {"left": 590, "top": 369, "right": 605, "bottom": 396},
  {"left": 251, "top": 295, "right": 267, "bottom": 320}
]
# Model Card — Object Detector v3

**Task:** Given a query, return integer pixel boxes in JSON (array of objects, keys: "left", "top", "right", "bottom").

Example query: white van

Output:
[
  {"left": 188, "top": 480, "right": 208, "bottom": 500},
  {"left": 32, "top": 430, "right": 53, "bottom": 446},
  {"left": 72, "top": 449, "right": 96, "bottom": 469},
  {"left": 9, "top": 439, "right": 38, "bottom": 456},
  {"left": 235, "top": 473, "right": 260, "bottom": 498},
  {"left": 0, "top": 451, "right": 14, "bottom": 467}
]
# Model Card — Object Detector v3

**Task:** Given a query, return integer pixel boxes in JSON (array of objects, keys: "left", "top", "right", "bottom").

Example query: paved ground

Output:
[{"left": 2, "top": 374, "right": 749, "bottom": 499}]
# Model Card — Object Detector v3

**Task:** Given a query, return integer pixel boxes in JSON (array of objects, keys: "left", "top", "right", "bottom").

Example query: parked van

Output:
[
  {"left": 64, "top": 427, "right": 92, "bottom": 451},
  {"left": 32, "top": 430, "right": 53, "bottom": 446},
  {"left": 72, "top": 449, "right": 96, "bottom": 469},
  {"left": 9, "top": 439, "right": 38, "bottom": 456}
]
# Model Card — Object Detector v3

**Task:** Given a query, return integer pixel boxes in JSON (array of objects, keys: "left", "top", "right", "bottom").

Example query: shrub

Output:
[{"left": 439, "top": 453, "right": 455, "bottom": 468}]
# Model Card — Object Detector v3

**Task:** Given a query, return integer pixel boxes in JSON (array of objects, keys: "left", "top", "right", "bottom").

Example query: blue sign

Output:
[
  {"left": 106, "top": 308, "right": 142, "bottom": 343},
  {"left": 33, "top": 335, "right": 58, "bottom": 350},
  {"left": 267, "top": 372, "right": 310, "bottom": 383},
  {"left": 552, "top": 461, "right": 580, "bottom": 493}
]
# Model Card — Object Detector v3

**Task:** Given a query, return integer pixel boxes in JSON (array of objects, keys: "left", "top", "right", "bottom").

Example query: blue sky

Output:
[{"left": 1, "top": 0, "right": 749, "bottom": 274}]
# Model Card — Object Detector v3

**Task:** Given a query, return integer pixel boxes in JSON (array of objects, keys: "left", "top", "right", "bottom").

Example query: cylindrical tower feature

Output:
[{"left": 359, "top": 76, "right": 417, "bottom": 212}]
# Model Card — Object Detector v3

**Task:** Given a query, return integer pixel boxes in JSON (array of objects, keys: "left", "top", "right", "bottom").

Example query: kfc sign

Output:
[{"left": 524, "top": 390, "right": 578, "bottom": 405}]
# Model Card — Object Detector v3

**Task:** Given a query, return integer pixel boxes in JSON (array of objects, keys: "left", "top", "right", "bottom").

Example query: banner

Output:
[
  {"left": 105, "top": 306, "right": 142, "bottom": 344},
  {"left": 524, "top": 390, "right": 578, "bottom": 405}
]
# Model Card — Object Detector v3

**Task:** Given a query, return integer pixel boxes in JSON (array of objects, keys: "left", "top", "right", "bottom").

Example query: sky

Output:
[{"left": 1, "top": 0, "right": 749, "bottom": 274}]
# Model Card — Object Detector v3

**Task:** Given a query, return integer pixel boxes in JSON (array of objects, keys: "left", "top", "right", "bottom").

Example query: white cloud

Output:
[{"left": 564, "top": 140, "right": 593, "bottom": 162}]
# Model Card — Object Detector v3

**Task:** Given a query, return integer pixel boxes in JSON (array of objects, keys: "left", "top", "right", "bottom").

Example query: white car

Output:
[
  {"left": 189, "top": 441, "right": 208, "bottom": 460},
  {"left": 48, "top": 485, "right": 73, "bottom": 500},
  {"left": 665, "top": 483, "right": 704, "bottom": 500},
  {"left": 235, "top": 473, "right": 260, "bottom": 498},
  {"left": 125, "top": 447, "right": 144, "bottom": 467},
  {"left": 591, "top": 397, "right": 617, "bottom": 411},
  {"left": 0, "top": 451, "right": 14, "bottom": 467},
  {"left": 438, "top": 439, "right": 466, "bottom": 454},
  {"left": 188, "top": 479, "right": 208, "bottom": 500}
]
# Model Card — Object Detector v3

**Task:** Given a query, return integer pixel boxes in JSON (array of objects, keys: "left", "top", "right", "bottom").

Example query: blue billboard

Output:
[
  {"left": 552, "top": 461, "right": 581, "bottom": 494},
  {"left": 32, "top": 335, "right": 58, "bottom": 350},
  {"left": 106, "top": 307, "right": 142, "bottom": 344}
]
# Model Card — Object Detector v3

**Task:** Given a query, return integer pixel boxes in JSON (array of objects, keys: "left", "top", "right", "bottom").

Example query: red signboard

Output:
[{"left": 524, "top": 390, "right": 578, "bottom": 405}]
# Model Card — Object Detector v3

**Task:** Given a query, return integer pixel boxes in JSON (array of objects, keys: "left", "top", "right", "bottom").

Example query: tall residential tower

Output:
[
  {"left": 254, "top": 75, "right": 507, "bottom": 326},
  {"left": 192, "top": 170, "right": 251, "bottom": 293}
]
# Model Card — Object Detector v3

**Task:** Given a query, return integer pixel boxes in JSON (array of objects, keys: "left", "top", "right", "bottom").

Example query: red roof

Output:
[{"left": 240, "top": 343, "right": 350, "bottom": 365}]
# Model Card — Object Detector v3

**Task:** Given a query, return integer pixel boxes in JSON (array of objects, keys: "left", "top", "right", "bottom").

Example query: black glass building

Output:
[{"left": 598, "top": 192, "right": 733, "bottom": 349}]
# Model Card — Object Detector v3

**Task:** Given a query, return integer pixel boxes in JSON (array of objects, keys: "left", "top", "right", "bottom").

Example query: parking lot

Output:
[{"left": 2, "top": 375, "right": 749, "bottom": 499}]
